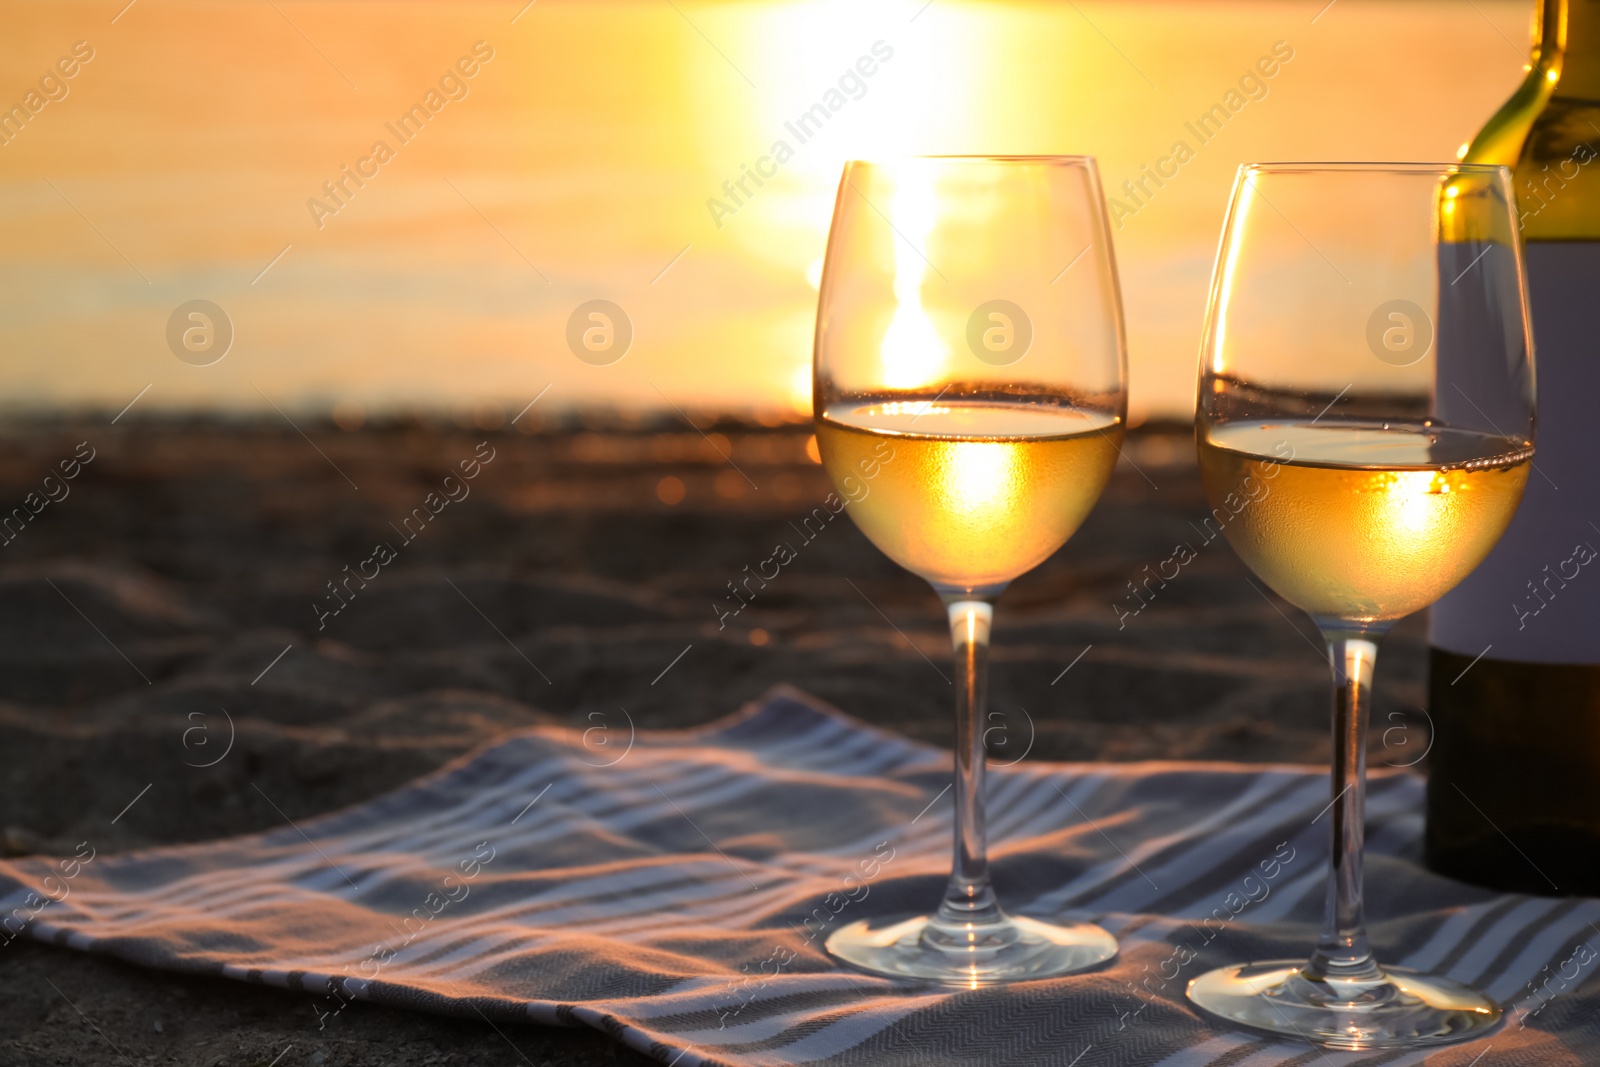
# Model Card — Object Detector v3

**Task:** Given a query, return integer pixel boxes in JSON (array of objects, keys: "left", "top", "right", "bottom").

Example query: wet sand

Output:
[{"left": 0, "top": 416, "right": 1428, "bottom": 1065}]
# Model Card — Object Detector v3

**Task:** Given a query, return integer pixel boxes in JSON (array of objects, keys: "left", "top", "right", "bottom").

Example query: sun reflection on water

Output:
[{"left": 878, "top": 172, "right": 949, "bottom": 390}]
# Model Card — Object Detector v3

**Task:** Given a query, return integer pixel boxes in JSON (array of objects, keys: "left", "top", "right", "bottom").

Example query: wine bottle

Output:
[{"left": 1426, "top": 0, "right": 1600, "bottom": 895}]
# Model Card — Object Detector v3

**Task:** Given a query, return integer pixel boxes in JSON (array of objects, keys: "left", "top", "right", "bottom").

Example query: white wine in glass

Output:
[
  {"left": 1197, "top": 421, "right": 1532, "bottom": 623},
  {"left": 816, "top": 401, "right": 1122, "bottom": 590},
  {"left": 1187, "top": 163, "right": 1535, "bottom": 1049},
  {"left": 814, "top": 157, "right": 1127, "bottom": 985}
]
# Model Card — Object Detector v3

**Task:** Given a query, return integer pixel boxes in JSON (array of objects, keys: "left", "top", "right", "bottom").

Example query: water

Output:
[{"left": 0, "top": 0, "right": 1526, "bottom": 420}]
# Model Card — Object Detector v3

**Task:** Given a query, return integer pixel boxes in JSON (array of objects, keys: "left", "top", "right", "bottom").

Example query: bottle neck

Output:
[{"left": 1541, "top": 0, "right": 1600, "bottom": 99}]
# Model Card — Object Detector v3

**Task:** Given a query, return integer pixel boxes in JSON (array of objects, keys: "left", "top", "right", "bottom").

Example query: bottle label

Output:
[{"left": 1430, "top": 241, "right": 1600, "bottom": 663}]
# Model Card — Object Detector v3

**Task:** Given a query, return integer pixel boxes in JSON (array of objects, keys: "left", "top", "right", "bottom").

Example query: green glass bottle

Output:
[{"left": 1427, "top": 0, "right": 1600, "bottom": 895}]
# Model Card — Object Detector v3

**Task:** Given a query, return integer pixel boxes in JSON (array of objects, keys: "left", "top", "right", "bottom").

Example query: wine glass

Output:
[
  {"left": 1187, "top": 163, "right": 1533, "bottom": 1048},
  {"left": 813, "top": 156, "right": 1126, "bottom": 984}
]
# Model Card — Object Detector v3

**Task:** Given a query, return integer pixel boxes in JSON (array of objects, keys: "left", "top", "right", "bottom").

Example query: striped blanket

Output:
[{"left": 0, "top": 688, "right": 1594, "bottom": 1066}]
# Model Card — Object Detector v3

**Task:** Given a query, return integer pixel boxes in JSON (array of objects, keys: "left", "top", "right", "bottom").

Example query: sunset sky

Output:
[{"left": 0, "top": 0, "right": 1532, "bottom": 422}]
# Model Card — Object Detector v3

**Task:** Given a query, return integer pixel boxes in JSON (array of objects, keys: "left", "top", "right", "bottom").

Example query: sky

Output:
[{"left": 0, "top": 0, "right": 1533, "bottom": 422}]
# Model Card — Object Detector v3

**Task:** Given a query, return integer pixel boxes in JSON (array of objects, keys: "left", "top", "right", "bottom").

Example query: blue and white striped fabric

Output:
[{"left": 0, "top": 688, "right": 1594, "bottom": 1065}]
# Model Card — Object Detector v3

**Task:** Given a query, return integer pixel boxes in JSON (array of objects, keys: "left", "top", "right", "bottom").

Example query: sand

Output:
[{"left": 0, "top": 416, "right": 1430, "bottom": 1065}]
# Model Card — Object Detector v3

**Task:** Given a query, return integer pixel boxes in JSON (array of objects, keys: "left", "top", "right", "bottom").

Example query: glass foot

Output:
[
  {"left": 825, "top": 911, "right": 1117, "bottom": 986},
  {"left": 1186, "top": 961, "right": 1502, "bottom": 1050}
]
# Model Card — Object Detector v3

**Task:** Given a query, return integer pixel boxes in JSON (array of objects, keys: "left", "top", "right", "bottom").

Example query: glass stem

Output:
[
  {"left": 1305, "top": 629, "right": 1386, "bottom": 986},
  {"left": 937, "top": 597, "right": 1004, "bottom": 929}
]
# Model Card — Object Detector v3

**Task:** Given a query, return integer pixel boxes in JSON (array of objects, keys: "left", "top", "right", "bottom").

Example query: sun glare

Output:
[
  {"left": 878, "top": 172, "right": 948, "bottom": 389},
  {"left": 944, "top": 440, "right": 1017, "bottom": 518}
]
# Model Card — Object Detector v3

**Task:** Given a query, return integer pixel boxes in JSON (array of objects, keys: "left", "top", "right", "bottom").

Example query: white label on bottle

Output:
[{"left": 1430, "top": 241, "right": 1600, "bottom": 664}]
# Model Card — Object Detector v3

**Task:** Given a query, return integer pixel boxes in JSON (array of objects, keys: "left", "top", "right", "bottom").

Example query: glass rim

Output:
[
  {"left": 1238, "top": 161, "right": 1511, "bottom": 176},
  {"left": 844, "top": 154, "right": 1100, "bottom": 167}
]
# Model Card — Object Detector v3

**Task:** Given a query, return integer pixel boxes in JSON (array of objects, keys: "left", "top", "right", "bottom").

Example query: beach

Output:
[{"left": 0, "top": 417, "right": 1430, "bottom": 1065}]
